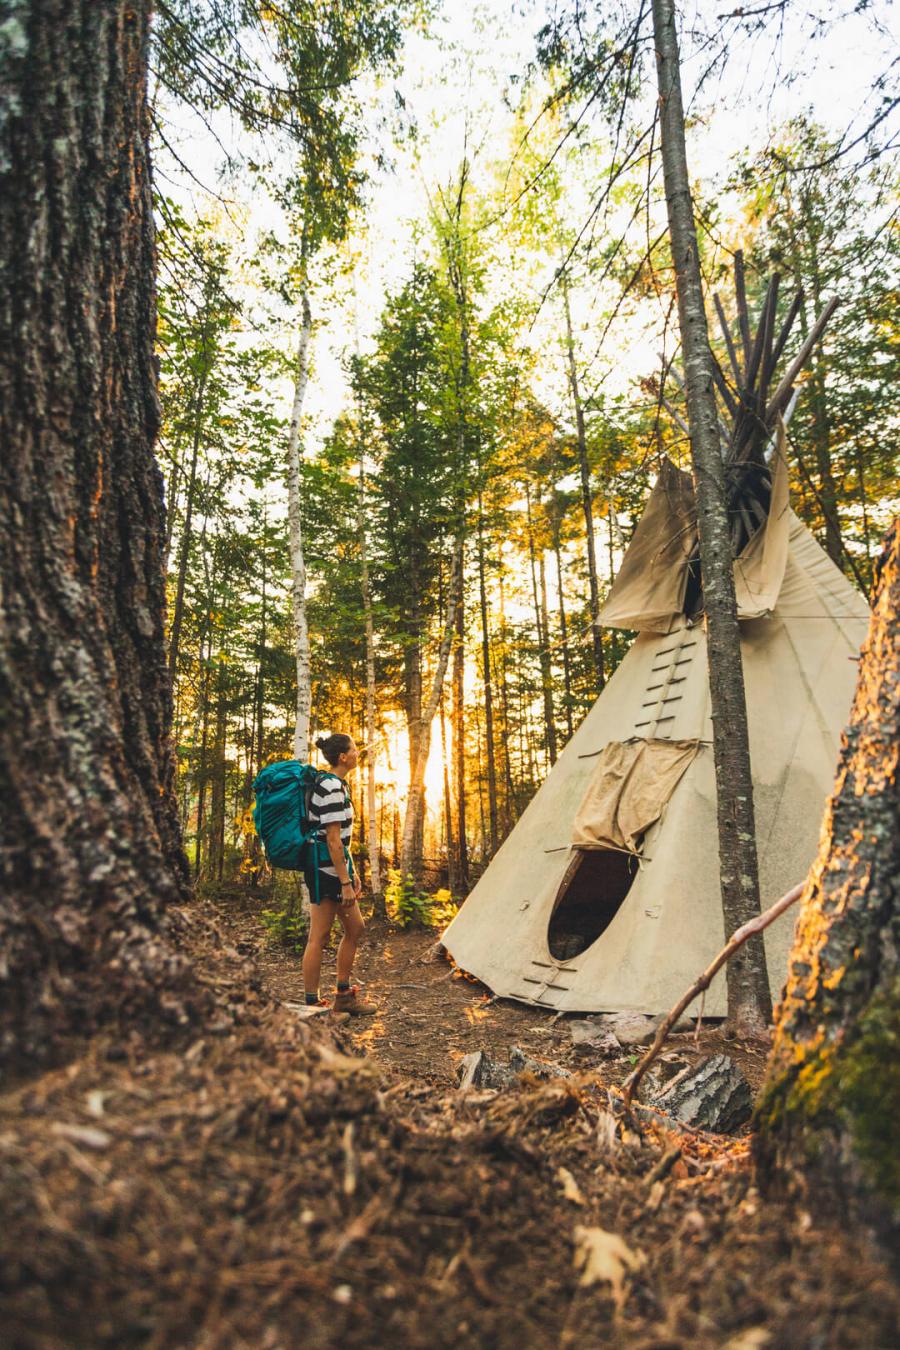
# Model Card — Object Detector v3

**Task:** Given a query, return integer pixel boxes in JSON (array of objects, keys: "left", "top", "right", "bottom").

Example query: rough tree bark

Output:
[
  {"left": 652, "top": 0, "right": 770, "bottom": 1034},
  {"left": 756, "top": 520, "right": 899, "bottom": 1246},
  {"left": 0, "top": 0, "right": 200, "bottom": 1070}
]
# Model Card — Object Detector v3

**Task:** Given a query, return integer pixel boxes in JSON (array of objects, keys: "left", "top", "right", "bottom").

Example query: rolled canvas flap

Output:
[
  {"left": 572, "top": 738, "right": 701, "bottom": 852},
  {"left": 733, "top": 418, "right": 791, "bottom": 618},
  {"left": 599, "top": 458, "right": 696, "bottom": 634}
]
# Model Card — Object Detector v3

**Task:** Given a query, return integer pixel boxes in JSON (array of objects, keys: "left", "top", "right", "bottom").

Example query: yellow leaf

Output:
[
  {"left": 557, "top": 1166, "right": 586, "bottom": 1206},
  {"left": 316, "top": 1043, "right": 376, "bottom": 1077},
  {"left": 572, "top": 1225, "right": 645, "bottom": 1308}
]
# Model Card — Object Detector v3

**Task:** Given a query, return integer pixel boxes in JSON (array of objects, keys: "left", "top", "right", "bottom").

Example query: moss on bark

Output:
[
  {"left": 758, "top": 977, "right": 900, "bottom": 1209},
  {"left": 756, "top": 521, "right": 899, "bottom": 1248}
]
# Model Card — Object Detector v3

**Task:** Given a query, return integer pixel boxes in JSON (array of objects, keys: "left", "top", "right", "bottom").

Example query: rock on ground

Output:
[
  {"left": 645, "top": 1054, "right": 753, "bottom": 1132},
  {"left": 457, "top": 1045, "right": 571, "bottom": 1090}
]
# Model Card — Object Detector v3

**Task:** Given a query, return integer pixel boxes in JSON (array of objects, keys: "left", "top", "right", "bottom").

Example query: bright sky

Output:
[{"left": 156, "top": 0, "right": 899, "bottom": 449}]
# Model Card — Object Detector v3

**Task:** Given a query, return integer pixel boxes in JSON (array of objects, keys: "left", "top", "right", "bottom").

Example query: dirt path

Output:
[
  {"left": 218, "top": 894, "right": 773, "bottom": 1095},
  {"left": 3, "top": 895, "right": 898, "bottom": 1349}
]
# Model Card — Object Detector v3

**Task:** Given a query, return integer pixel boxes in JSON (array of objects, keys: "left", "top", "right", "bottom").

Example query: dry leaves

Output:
[
  {"left": 50, "top": 1122, "right": 112, "bottom": 1150},
  {"left": 572, "top": 1226, "right": 646, "bottom": 1309},
  {"left": 557, "top": 1167, "right": 586, "bottom": 1206}
]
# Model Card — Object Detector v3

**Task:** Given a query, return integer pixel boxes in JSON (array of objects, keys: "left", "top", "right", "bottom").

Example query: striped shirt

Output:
[{"left": 310, "top": 773, "right": 354, "bottom": 878}]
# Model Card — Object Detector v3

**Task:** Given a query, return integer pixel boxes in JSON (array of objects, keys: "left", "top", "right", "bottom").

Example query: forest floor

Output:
[{"left": 2, "top": 890, "right": 898, "bottom": 1349}]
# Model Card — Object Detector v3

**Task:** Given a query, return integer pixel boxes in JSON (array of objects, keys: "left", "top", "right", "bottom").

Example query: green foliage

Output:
[
  {"left": 384, "top": 871, "right": 457, "bottom": 929},
  {"left": 734, "top": 117, "right": 900, "bottom": 587},
  {"left": 260, "top": 899, "right": 310, "bottom": 953},
  {"left": 152, "top": 7, "right": 898, "bottom": 906}
]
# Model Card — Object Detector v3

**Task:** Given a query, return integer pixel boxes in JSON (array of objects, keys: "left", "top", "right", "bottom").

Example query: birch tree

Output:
[
  {"left": 285, "top": 260, "right": 314, "bottom": 760},
  {"left": 358, "top": 444, "right": 383, "bottom": 906}
]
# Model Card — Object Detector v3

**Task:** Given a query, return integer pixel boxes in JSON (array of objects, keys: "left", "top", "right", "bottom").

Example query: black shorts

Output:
[{"left": 304, "top": 869, "right": 343, "bottom": 905}]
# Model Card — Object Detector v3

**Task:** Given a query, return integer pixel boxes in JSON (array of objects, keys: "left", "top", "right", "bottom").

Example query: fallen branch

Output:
[{"left": 621, "top": 881, "right": 805, "bottom": 1107}]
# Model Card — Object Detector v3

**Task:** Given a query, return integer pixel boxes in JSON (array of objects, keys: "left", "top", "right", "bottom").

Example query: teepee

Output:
[{"left": 442, "top": 261, "right": 869, "bottom": 1016}]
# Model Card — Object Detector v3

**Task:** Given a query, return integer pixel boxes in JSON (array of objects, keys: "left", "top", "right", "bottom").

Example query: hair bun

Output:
[{"left": 315, "top": 736, "right": 327, "bottom": 751}]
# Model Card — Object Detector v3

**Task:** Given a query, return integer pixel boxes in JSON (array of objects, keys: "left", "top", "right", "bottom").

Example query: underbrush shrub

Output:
[
  {"left": 385, "top": 870, "right": 458, "bottom": 929},
  {"left": 260, "top": 873, "right": 309, "bottom": 951}
]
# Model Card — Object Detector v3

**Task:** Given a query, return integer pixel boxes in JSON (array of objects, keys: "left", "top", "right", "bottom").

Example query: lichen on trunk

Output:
[
  {"left": 756, "top": 520, "right": 900, "bottom": 1245},
  {"left": 0, "top": 0, "right": 205, "bottom": 1070}
]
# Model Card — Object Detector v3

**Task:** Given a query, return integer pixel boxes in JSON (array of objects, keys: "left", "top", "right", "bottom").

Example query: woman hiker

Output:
[{"left": 302, "top": 732, "right": 376, "bottom": 1015}]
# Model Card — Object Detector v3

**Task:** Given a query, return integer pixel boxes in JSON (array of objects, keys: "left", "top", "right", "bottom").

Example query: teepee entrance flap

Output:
[{"left": 571, "top": 738, "right": 701, "bottom": 853}]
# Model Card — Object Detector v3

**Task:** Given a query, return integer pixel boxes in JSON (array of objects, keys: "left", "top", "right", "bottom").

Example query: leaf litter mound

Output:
[{"left": 1, "top": 899, "right": 897, "bottom": 1349}]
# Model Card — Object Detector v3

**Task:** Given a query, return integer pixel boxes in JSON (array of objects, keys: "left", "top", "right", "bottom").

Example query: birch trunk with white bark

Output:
[
  {"left": 286, "top": 289, "right": 313, "bottom": 763},
  {"left": 359, "top": 456, "right": 382, "bottom": 907}
]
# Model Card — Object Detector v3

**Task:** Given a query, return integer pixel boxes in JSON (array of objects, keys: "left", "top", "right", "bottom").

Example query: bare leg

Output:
[
  {"left": 302, "top": 900, "right": 337, "bottom": 995},
  {"left": 335, "top": 902, "right": 365, "bottom": 986}
]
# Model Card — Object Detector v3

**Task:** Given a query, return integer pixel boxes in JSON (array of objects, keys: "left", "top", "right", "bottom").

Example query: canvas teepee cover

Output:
[{"left": 441, "top": 441, "right": 868, "bottom": 1015}]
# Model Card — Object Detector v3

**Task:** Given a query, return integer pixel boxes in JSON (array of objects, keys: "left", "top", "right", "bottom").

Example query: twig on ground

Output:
[
  {"left": 645, "top": 1145, "right": 683, "bottom": 1185},
  {"left": 621, "top": 882, "right": 805, "bottom": 1108}
]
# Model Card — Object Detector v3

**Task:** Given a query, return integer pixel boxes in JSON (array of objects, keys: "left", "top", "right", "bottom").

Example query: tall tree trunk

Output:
[
  {"left": 477, "top": 494, "right": 499, "bottom": 853},
  {"left": 163, "top": 454, "right": 180, "bottom": 571},
  {"left": 789, "top": 204, "right": 844, "bottom": 568},
  {"left": 526, "top": 487, "right": 557, "bottom": 768},
  {"left": 553, "top": 533, "right": 575, "bottom": 740},
  {"left": 167, "top": 350, "right": 211, "bottom": 677},
  {"left": 403, "top": 579, "right": 425, "bottom": 884},
  {"left": 756, "top": 521, "right": 899, "bottom": 1244},
  {"left": 255, "top": 507, "right": 268, "bottom": 779},
  {"left": 440, "top": 688, "right": 457, "bottom": 894},
  {"left": 400, "top": 540, "right": 464, "bottom": 882},
  {"left": 0, "top": 0, "right": 199, "bottom": 1070},
  {"left": 453, "top": 590, "right": 469, "bottom": 891},
  {"left": 358, "top": 456, "right": 383, "bottom": 911},
  {"left": 207, "top": 661, "right": 227, "bottom": 885},
  {"left": 652, "top": 0, "right": 770, "bottom": 1034},
  {"left": 792, "top": 296, "right": 843, "bottom": 567},
  {"left": 286, "top": 286, "right": 313, "bottom": 761},
  {"left": 538, "top": 549, "right": 558, "bottom": 766},
  {"left": 194, "top": 630, "right": 214, "bottom": 879},
  {"left": 560, "top": 263, "right": 605, "bottom": 689},
  {"left": 497, "top": 570, "right": 515, "bottom": 832}
]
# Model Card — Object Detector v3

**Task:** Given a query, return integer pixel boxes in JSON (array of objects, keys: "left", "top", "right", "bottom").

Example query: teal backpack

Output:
[
  {"left": 252, "top": 760, "right": 328, "bottom": 873},
  {"left": 252, "top": 761, "right": 356, "bottom": 901}
]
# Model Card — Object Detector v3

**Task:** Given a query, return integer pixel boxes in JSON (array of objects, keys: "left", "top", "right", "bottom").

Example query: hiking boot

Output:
[{"left": 332, "top": 985, "right": 377, "bottom": 1016}]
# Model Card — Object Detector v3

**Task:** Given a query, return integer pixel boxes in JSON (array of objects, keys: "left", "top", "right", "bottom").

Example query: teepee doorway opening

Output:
[{"left": 547, "top": 846, "right": 641, "bottom": 961}]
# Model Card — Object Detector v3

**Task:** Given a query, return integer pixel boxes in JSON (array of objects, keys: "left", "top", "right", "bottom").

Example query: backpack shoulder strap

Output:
[{"left": 304, "top": 767, "right": 330, "bottom": 824}]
